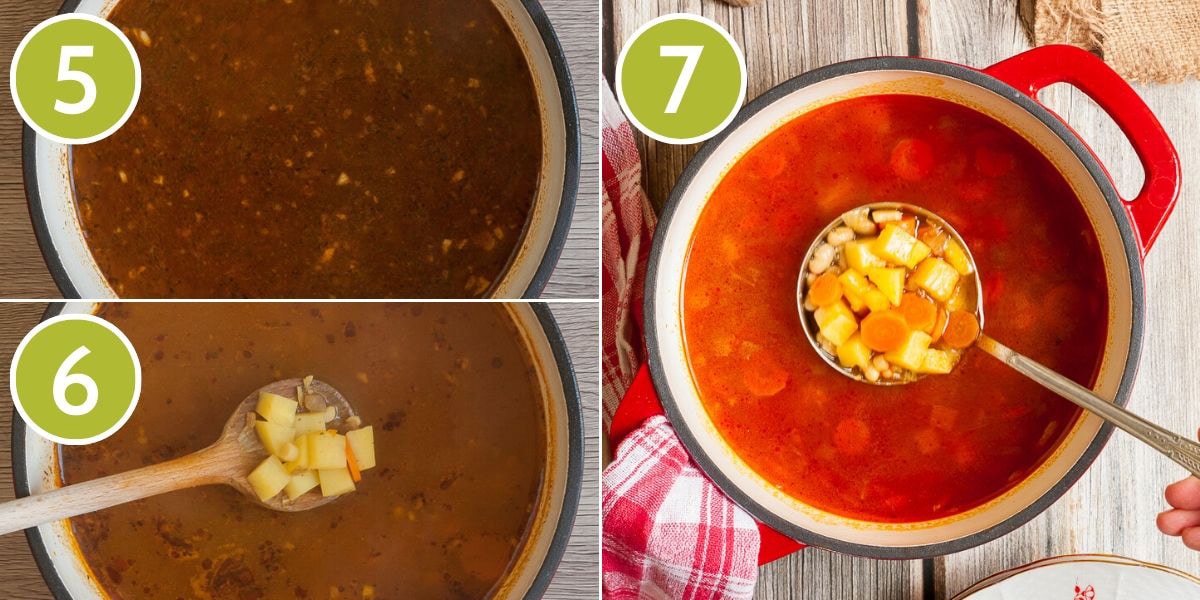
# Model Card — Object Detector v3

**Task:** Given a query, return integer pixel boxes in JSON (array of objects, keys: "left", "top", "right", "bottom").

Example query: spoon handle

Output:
[
  {"left": 0, "top": 442, "right": 236, "bottom": 537},
  {"left": 978, "top": 335, "right": 1200, "bottom": 478}
]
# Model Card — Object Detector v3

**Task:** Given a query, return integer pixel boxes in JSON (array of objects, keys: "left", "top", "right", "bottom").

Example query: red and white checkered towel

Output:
[{"left": 601, "top": 83, "right": 762, "bottom": 600}]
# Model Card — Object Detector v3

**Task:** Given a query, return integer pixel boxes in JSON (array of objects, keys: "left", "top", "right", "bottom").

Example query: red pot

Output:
[{"left": 619, "top": 45, "right": 1180, "bottom": 561}]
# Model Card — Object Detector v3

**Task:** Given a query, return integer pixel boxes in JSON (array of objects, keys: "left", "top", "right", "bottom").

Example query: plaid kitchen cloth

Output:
[{"left": 601, "top": 83, "right": 761, "bottom": 600}]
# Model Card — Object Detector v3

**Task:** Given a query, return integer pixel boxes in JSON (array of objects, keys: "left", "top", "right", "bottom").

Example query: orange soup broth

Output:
[{"left": 682, "top": 95, "right": 1108, "bottom": 522}]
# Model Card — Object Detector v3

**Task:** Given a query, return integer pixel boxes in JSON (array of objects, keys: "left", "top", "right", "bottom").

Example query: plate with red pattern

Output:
[{"left": 954, "top": 554, "right": 1200, "bottom": 599}]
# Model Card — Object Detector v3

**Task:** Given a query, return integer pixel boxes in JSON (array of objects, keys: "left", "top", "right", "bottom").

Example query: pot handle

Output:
[
  {"left": 609, "top": 365, "right": 807, "bottom": 565},
  {"left": 984, "top": 44, "right": 1181, "bottom": 255}
]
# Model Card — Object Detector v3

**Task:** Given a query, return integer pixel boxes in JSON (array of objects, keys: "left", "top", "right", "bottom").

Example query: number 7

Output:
[{"left": 660, "top": 45, "right": 703, "bottom": 114}]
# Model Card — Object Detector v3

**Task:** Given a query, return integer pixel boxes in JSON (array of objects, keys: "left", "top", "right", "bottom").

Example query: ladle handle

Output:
[
  {"left": 978, "top": 335, "right": 1200, "bottom": 478},
  {"left": 0, "top": 443, "right": 234, "bottom": 536}
]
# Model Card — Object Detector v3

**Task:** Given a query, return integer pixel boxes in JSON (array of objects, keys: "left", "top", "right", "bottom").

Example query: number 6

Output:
[
  {"left": 54, "top": 346, "right": 99, "bottom": 416},
  {"left": 55, "top": 45, "right": 97, "bottom": 115}
]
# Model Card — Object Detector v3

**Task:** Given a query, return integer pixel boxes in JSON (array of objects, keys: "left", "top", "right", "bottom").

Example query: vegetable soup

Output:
[
  {"left": 60, "top": 303, "right": 547, "bottom": 598},
  {"left": 682, "top": 95, "right": 1108, "bottom": 522}
]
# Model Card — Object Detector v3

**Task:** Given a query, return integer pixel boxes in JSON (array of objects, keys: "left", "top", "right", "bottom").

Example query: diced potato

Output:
[
  {"left": 837, "top": 269, "right": 872, "bottom": 298},
  {"left": 943, "top": 240, "right": 973, "bottom": 275},
  {"left": 866, "top": 267, "right": 905, "bottom": 306},
  {"left": 814, "top": 300, "right": 851, "bottom": 329},
  {"left": 884, "top": 330, "right": 932, "bottom": 371},
  {"left": 874, "top": 224, "right": 921, "bottom": 266},
  {"left": 256, "top": 391, "right": 298, "bottom": 426},
  {"left": 247, "top": 456, "right": 290, "bottom": 501},
  {"left": 836, "top": 334, "right": 873, "bottom": 371},
  {"left": 284, "top": 433, "right": 310, "bottom": 473},
  {"left": 294, "top": 412, "right": 328, "bottom": 436},
  {"left": 308, "top": 431, "right": 348, "bottom": 470},
  {"left": 814, "top": 301, "right": 859, "bottom": 346},
  {"left": 918, "top": 349, "right": 957, "bottom": 374},
  {"left": 346, "top": 427, "right": 376, "bottom": 471},
  {"left": 844, "top": 239, "right": 886, "bottom": 272},
  {"left": 903, "top": 239, "right": 932, "bottom": 269},
  {"left": 255, "top": 420, "right": 295, "bottom": 457},
  {"left": 284, "top": 470, "right": 320, "bottom": 499},
  {"left": 318, "top": 467, "right": 356, "bottom": 497},
  {"left": 946, "top": 282, "right": 972, "bottom": 312},
  {"left": 843, "top": 288, "right": 867, "bottom": 312},
  {"left": 863, "top": 288, "right": 891, "bottom": 312},
  {"left": 837, "top": 270, "right": 870, "bottom": 312},
  {"left": 278, "top": 442, "right": 300, "bottom": 463},
  {"left": 910, "top": 257, "right": 960, "bottom": 302}
]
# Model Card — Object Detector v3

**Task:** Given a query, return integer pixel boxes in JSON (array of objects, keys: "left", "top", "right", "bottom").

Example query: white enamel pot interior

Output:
[
  {"left": 24, "top": 0, "right": 578, "bottom": 299},
  {"left": 13, "top": 302, "right": 582, "bottom": 600},
  {"left": 646, "top": 53, "right": 1170, "bottom": 558}
]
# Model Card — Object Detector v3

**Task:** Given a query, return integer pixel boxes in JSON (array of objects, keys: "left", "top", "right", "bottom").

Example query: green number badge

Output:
[
  {"left": 10, "top": 314, "right": 141, "bottom": 445},
  {"left": 616, "top": 14, "right": 747, "bottom": 144},
  {"left": 10, "top": 14, "right": 141, "bottom": 145}
]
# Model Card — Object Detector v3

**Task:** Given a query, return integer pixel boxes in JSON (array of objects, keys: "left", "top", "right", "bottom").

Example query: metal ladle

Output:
[{"left": 799, "top": 202, "right": 1200, "bottom": 477}]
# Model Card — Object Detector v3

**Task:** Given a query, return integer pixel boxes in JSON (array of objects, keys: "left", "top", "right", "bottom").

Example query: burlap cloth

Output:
[
  {"left": 1020, "top": 0, "right": 1200, "bottom": 83},
  {"left": 716, "top": 0, "right": 1199, "bottom": 83}
]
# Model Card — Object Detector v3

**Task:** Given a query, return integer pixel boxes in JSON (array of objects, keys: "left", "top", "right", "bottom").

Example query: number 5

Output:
[
  {"left": 660, "top": 45, "right": 703, "bottom": 114},
  {"left": 55, "top": 45, "right": 97, "bottom": 115},
  {"left": 54, "top": 346, "right": 99, "bottom": 416}
]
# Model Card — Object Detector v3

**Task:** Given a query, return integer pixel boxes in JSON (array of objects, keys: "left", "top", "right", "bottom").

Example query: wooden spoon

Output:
[{"left": 0, "top": 378, "right": 355, "bottom": 536}]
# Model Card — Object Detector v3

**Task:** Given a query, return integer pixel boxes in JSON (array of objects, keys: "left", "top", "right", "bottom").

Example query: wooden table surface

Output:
[
  {"left": 0, "top": 301, "right": 599, "bottom": 599},
  {"left": 607, "top": 1, "right": 1200, "bottom": 598},
  {"left": 0, "top": 0, "right": 599, "bottom": 300}
]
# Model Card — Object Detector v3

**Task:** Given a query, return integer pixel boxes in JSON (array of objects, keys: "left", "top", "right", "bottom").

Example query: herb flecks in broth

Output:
[
  {"left": 62, "top": 303, "right": 546, "bottom": 598},
  {"left": 73, "top": 1, "right": 542, "bottom": 298}
]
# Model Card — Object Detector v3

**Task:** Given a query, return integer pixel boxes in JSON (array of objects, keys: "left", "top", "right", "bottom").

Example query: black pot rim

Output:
[
  {"left": 643, "top": 55, "right": 1146, "bottom": 560},
  {"left": 13, "top": 302, "right": 584, "bottom": 600},
  {"left": 23, "top": 0, "right": 579, "bottom": 300}
]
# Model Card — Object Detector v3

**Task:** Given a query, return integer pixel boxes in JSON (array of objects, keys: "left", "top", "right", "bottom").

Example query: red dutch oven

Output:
[{"left": 612, "top": 45, "right": 1180, "bottom": 561}]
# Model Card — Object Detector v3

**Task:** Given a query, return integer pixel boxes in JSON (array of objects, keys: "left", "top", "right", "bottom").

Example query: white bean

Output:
[
  {"left": 872, "top": 209, "right": 903, "bottom": 223},
  {"left": 805, "top": 272, "right": 817, "bottom": 286},
  {"left": 808, "top": 243, "right": 835, "bottom": 274},
  {"left": 872, "top": 355, "right": 891, "bottom": 371},
  {"left": 803, "top": 299, "right": 816, "bottom": 312},
  {"left": 826, "top": 226, "right": 855, "bottom": 246},
  {"left": 863, "top": 365, "right": 880, "bottom": 382},
  {"left": 842, "top": 208, "right": 875, "bottom": 235}
]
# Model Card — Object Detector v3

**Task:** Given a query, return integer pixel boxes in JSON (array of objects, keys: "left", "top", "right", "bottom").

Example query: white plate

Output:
[{"left": 955, "top": 554, "right": 1200, "bottom": 599}]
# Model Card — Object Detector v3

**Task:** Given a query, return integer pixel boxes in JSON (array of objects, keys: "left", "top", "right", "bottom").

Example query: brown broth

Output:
[
  {"left": 60, "top": 303, "right": 547, "bottom": 598},
  {"left": 72, "top": 1, "right": 542, "bottom": 298},
  {"left": 683, "top": 95, "right": 1108, "bottom": 522}
]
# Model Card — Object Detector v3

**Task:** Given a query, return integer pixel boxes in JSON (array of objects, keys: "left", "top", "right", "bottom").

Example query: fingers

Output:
[
  {"left": 1183, "top": 527, "right": 1200, "bottom": 551},
  {"left": 1165, "top": 477, "right": 1200, "bottom": 510},
  {"left": 1157, "top": 508, "right": 1200, "bottom": 535}
]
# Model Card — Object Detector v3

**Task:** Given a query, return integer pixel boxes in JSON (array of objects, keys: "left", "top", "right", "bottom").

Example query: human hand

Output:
[{"left": 1157, "top": 467, "right": 1200, "bottom": 550}]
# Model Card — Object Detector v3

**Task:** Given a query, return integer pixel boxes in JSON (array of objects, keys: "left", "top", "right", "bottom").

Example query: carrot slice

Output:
[
  {"left": 806, "top": 271, "right": 842, "bottom": 307},
  {"left": 860, "top": 310, "right": 910, "bottom": 352},
  {"left": 890, "top": 138, "right": 934, "bottom": 181},
  {"left": 898, "top": 293, "right": 937, "bottom": 333},
  {"left": 345, "top": 439, "right": 362, "bottom": 483},
  {"left": 942, "top": 310, "right": 980, "bottom": 349},
  {"left": 743, "top": 351, "right": 790, "bottom": 397},
  {"left": 930, "top": 307, "right": 950, "bottom": 343},
  {"left": 834, "top": 418, "right": 871, "bottom": 455}
]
